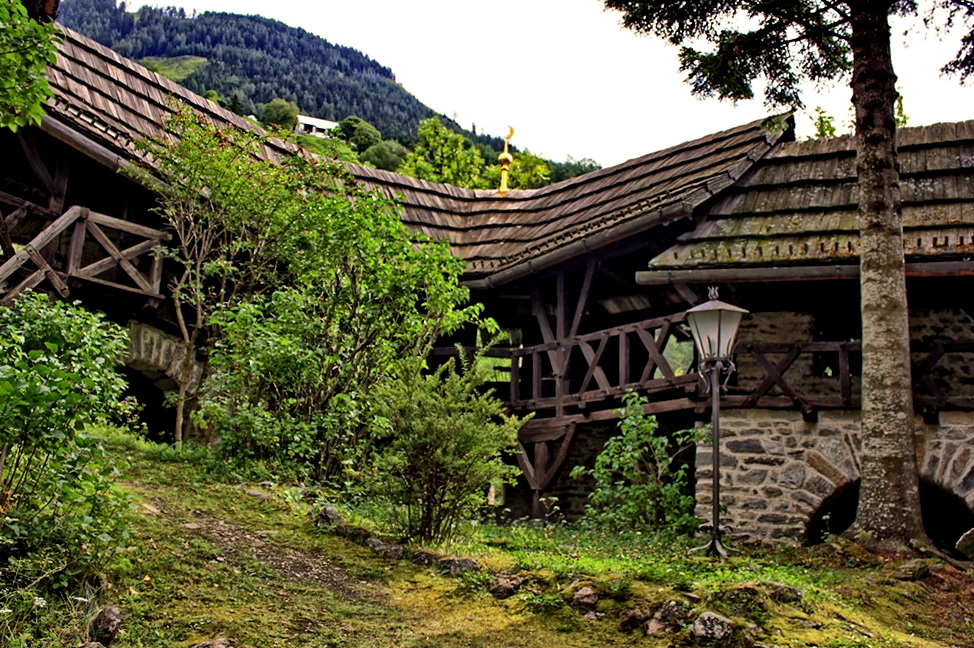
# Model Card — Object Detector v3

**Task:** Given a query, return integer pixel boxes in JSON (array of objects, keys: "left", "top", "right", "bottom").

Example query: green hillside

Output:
[{"left": 58, "top": 0, "right": 468, "bottom": 145}]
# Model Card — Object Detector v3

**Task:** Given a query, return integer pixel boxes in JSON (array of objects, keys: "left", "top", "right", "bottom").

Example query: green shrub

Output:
[
  {"left": 0, "top": 294, "right": 130, "bottom": 596},
  {"left": 370, "top": 353, "right": 525, "bottom": 543},
  {"left": 570, "top": 392, "right": 703, "bottom": 534}
]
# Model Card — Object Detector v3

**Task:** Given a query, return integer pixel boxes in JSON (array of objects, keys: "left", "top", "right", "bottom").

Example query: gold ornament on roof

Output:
[{"left": 498, "top": 126, "right": 514, "bottom": 196}]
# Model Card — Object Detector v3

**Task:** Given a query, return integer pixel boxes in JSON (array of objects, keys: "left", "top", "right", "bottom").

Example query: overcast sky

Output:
[{"left": 125, "top": 0, "right": 974, "bottom": 167}]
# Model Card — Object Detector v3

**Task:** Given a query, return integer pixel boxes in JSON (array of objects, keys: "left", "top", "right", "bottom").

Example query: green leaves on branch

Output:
[
  {"left": 138, "top": 105, "right": 479, "bottom": 475},
  {"left": 369, "top": 350, "right": 526, "bottom": 544},
  {"left": 0, "top": 0, "right": 59, "bottom": 131},
  {"left": 570, "top": 392, "right": 704, "bottom": 535},
  {"left": 0, "top": 293, "right": 130, "bottom": 591}
]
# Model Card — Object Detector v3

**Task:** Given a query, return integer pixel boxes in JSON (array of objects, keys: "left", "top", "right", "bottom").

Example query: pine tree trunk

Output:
[{"left": 849, "top": 2, "right": 925, "bottom": 544}]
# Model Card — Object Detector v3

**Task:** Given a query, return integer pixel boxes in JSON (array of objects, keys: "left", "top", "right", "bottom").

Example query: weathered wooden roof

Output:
[
  {"left": 40, "top": 26, "right": 787, "bottom": 287},
  {"left": 41, "top": 25, "right": 287, "bottom": 171},
  {"left": 352, "top": 118, "right": 785, "bottom": 286},
  {"left": 642, "top": 122, "right": 974, "bottom": 281}
]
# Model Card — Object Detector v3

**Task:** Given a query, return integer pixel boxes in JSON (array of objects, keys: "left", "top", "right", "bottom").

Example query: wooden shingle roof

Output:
[
  {"left": 353, "top": 118, "right": 786, "bottom": 286},
  {"left": 641, "top": 121, "right": 974, "bottom": 282},
  {"left": 41, "top": 26, "right": 788, "bottom": 287}
]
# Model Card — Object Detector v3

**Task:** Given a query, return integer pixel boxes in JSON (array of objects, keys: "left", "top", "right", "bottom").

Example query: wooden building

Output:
[{"left": 4, "top": 26, "right": 974, "bottom": 545}]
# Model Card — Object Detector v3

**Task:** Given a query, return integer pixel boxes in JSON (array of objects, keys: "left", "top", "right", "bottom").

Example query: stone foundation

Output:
[{"left": 696, "top": 409, "right": 974, "bottom": 543}]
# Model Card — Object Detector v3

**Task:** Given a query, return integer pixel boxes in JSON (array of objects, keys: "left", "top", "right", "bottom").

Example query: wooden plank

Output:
[
  {"left": 531, "top": 284, "right": 563, "bottom": 374},
  {"left": 85, "top": 221, "right": 153, "bottom": 292},
  {"left": 2, "top": 204, "right": 30, "bottom": 232},
  {"left": 0, "top": 206, "right": 83, "bottom": 282},
  {"left": 18, "top": 131, "right": 55, "bottom": 193},
  {"left": 86, "top": 211, "right": 171, "bottom": 241},
  {"left": 26, "top": 246, "right": 70, "bottom": 297},
  {"left": 48, "top": 153, "right": 71, "bottom": 214},
  {"left": 67, "top": 221, "right": 86, "bottom": 274},
  {"left": 148, "top": 253, "right": 164, "bottom": 294},
  {"left": 748, "top": 348, "right": 809, "bottom": 410},
  {"left": 0, "top": 208, "right": 15, "bottom": 259},
  {"left": 0, "top": 268, "right": 46, "bottom": 305},
  {"left": 70, "top": 274, "right": 164, "bottom": 298},
  {"left": 839, "top": 344, "right": 852, "bottom": 406},
  {"left": 515, "top": 442, "right": 539, "bottom": 490},
  {"left": 740, "top": 346, "right": 803, "bottom": 407},
  {"left": 637, "top": 260, "right": 974, "bottom": 285},
  {"left": 540, "top": 423, "right": 577, "bottom": 490},
  {"left": 568, "top": 260, "right": 596, "bottom": 338},
  {"left": 577, "top": 336, "right": 610, "bottom": 395},
  {"left": 619, "top": 330, "right": 629, "bottom": 386},
  {"left": 74, "top": 238, "right": 158, "bottom": 278},
  {"left": 0, "top": 191, "right": 57, "bottom": 220}
]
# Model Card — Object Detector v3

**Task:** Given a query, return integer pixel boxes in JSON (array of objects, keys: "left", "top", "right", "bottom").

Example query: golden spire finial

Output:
[{"left": 498, "top": 126, "right": 514, "bottom": 196}]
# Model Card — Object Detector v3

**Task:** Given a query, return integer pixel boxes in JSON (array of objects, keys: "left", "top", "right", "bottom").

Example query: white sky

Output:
[{"left": 124, "top": 0, "right": 974, "bottom": 167}]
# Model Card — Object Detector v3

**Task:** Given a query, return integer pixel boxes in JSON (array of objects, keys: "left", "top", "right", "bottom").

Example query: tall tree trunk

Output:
[{"left": 849, "top": 2, "right": 925, "bottom": 544}]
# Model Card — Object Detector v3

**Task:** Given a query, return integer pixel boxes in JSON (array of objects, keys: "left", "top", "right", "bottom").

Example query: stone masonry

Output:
[{"left": 696, "top": 409, "right": 974, "bottom": 543}]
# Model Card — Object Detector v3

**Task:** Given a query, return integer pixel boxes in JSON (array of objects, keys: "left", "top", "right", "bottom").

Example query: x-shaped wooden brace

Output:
[{"left": 740, "top": 344, "right": 810, "bottom": 411}]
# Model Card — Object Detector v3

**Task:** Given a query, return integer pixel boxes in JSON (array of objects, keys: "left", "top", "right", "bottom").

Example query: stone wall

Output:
[
  {"left": 910, "top": 309, "right": 974, "bottom": 401},
  {"left": 696, "top": 409, "right": 974, "bottom": 543},
  {"left": 126, "top": 320, "right": 205, "bottom": 394}
]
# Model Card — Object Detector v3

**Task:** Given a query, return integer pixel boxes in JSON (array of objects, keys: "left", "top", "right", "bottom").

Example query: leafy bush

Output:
[
  {"left": 570, "top": 392, "right": 703, "bottom": 534},
  {"left": 0, "top": 294, "right": 131, "bottom": 595},
  {"left": 370, "top": 353, "right": 525, "bottom": 543}
]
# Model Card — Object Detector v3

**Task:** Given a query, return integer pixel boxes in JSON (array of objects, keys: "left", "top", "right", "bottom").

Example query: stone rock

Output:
[
  {"left": 244, "top": 489, "right": 270, "bottom": 500},
  {"left": 438, "top": 558, "right": 480, "bottom": 576},
  {"left": 690, "top": 611, "right": 734, "bottom": 645},
  {"left": 618, "top": 608, "right": 649, "bottom": 633},
  {"left": 582, "top": 611, "right": 604, "bottom": 621},
  {"left": 488, "top": 574, "right": 526, "bottom": 599},
  {"left": 333, "top": 524, "right": 371, "bottom": 545},
  {"left": 712, "top": 585, "right": 767, "bottom": 621},
  {"left": 89, "top": 605, "right": 122, "bottom": 646},
  {"left": 955, "top": 527, "right": 974, "bottom": 559},
  {"left": 189, "top": 640, "right": 233, "bottom": 648},
  {"left": 79, "top": 643, "right": 106, "bottom": 648},
  {"left": 765, "top": 582, "right": 803, "bottom": 604},
  {"left": 314, "top": 506, "right": 347, "bottom": 528},
  {"left": 645, "top": 600, "right": 683, "bottom": 635},
  {"left": 366, "top": 538, "right": 406, "bottom": 560},
  {"left": 571, "top": 586, "right": 599, "bottom": 611},
  {"left": 893, "top": 559, "right": 930, "bottom": 581},
  {"left": 410, "top": 549, "right": 441, "bottom": 566}
]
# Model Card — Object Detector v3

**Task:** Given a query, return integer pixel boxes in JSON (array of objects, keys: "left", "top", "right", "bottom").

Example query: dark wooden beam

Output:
[{"left": 636, "top": 260, "right": 974, "bottom": 285}]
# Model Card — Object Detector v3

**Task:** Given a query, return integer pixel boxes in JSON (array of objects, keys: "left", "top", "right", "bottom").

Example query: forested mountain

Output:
[
  {"left": 58, "top": 0, "right": 597, "bottom": 180},
  {"left": 59, "top": 0, "right": 444, "bottom": 143}
]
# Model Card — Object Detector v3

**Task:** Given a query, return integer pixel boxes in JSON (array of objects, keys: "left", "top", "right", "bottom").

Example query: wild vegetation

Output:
[{"left": 0, "top": 0, "right": 58, "bottom": 130}]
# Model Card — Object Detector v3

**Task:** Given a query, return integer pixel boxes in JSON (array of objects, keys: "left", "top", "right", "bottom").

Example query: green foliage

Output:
[
  {"left": 484, "top": 148, "right": 551, "bottom": 189},
  {"left": 811, "top": 106, "right": 838, "bottom": 140},
  {"left": 369, "top": 352, "right": 525, "bottom": 543},
  {"left": 0, "top": 0, "right": 59, "bottom": 131},
  {"left": 398, "top": 117, "right": 487, "bottom": 188},
  {"left": 138, "top": 106, "right": 478, "bottom": 477},
  {"left": 292, "top": 132, "right": 359, "bottom": 162},
  {"left": 261, "top": 97, "right": 299, "bottom": 131},
  {"left": 360, "top": 138, "right": 409, "bottom": 171},
  {"left": 548, "top": 156, "right": 601, "bottom": 184},
  {"left": 570, "top": 392, "right": 703, "bottom": 534},
  {"left": 139, "top": 54, "right": 209, "bottom": 82},
  {"left": 334, "top": 115, "right": 382, "bottom": 152},
  {"left": 0, "top": 294, "right": 131, "bottom": 598}
]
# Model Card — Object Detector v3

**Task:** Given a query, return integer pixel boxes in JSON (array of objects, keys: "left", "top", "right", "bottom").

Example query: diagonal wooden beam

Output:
[
  {"left": 26, "top": 246, "right": 70, "bottom": 297},
  {"left": 515, "top": 442, "right": 540, "bottom": 490},
  {"left": 741, "top": 346, "right": 806, "bottom": 408},
  {"left": 74, "top": 238, "right": 159, "bottom": 279},
  {"left": 85, "top": 221, "right": 153, "bottom": 292},
  {"left": 577, "top": 337, "right": 611, "bottom": 394},
  {"left": 0, "top": 206, "right": 83, "bottom": 283},
  {"left": 568, "top": 260, "right": 596, "bottom": 338},
  {"left": 18, "top": 131, "right": 55, "bottom": 193}
]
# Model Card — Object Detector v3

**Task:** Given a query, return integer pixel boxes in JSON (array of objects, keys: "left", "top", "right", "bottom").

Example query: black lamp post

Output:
[{"left": 686, "top": 289, "right": 748, "bottom": 558}]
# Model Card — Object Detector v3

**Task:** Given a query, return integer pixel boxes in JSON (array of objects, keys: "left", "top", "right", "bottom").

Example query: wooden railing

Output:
[
  {"left": 504, "top": 334, "right": 974, "bottom": 421},
  {"left": 0, "top": 205, "right": 170, "bottom": 305},
  {"left": 509, "top": 312, "right": 695, "bottom": 416}
]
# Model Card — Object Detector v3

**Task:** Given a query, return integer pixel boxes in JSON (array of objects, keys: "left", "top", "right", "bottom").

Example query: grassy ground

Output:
[
  {"left": 139, "top": 55, "right": 208, "bottom": 82},
  {"left": 13, "top": 432, "right": 974, "bottom": 647}
]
